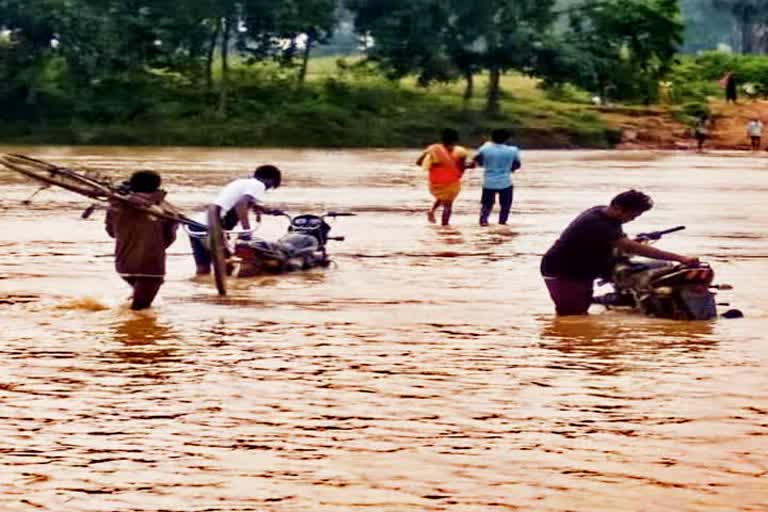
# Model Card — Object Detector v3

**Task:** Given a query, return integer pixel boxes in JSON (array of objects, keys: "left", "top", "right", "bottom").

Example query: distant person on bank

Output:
[
  {"left": 746, "top": 117, "right": 763, "bottom": 151},
  {"left": 105, "top": 171, "right": 178, "bottom": 310},
  {"left": 540, "top": 190, "right": 699, "bottom": 316},
  {"left": 471, "top": 128, "right": 521, "bottom": 226},
  {"left": 693, "top": 116, "right": 709, "bottom": 153},
  {"left": 187, "top": 165, "right": 283, "bottom": 275},
  {"left": 723, "top": 73, "right": 738, "bottom": 103},
  {"left": 416, "top": 128, "right": 469, "bottom": 226}
]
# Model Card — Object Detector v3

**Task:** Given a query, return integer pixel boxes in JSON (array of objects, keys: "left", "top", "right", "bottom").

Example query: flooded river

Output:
[{"left": 0, "top": 147, "right": 766, "bottom": 511}]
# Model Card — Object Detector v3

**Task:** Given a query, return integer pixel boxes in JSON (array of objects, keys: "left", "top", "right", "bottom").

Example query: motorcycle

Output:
[
  {"left": 593, "top": 226, "right": 736, "bottom": 320},
  {"left": 231, "top": 211, "right": 354, "bottom": 278}
]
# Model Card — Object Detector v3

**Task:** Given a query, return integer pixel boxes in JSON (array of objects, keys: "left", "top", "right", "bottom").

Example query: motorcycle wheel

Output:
[{"left": 207, "top": 205, "right": 227, "bottom": 296}]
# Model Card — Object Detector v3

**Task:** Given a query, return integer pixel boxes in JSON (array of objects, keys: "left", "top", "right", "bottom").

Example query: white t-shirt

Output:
[
  {"left": 189, "top": 178, "right": 267, "bottom": 229},
  {"left": 747, "top": 120, "right": 764, "bottom": 137},
  {"left": 213, "top": 178, "right": 267, "bottom": 212}
]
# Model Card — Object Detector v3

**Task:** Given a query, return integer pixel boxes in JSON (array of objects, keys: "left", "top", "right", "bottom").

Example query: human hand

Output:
[{"left": 679, "top": 256, "right": 700, "bottom": 266}]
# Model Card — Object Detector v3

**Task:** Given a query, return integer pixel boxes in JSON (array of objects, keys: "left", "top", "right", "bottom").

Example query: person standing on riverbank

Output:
[
  {"left": 105, "top": 171, "right": 178, "bottom": 310},
  {"left": 187, "top": 166, "right": 282, "bottom": 275},
  {"left": 721, "top": 72, "right": 738, "bottom": 103},
  {"left": 746, "top": 117, "right": 763, "bottom": 151},
  {"left": 694, "top": 116, "right": 710, "bottom": 153},
  {"left": 471, "top": 128, "right": 521, "bottom": 226},
  {"left": 540, "top": 190, "right": 699, "bottom": 316},
  {"left": 416, "top": 129, "right": 468, "bottom": 226}
]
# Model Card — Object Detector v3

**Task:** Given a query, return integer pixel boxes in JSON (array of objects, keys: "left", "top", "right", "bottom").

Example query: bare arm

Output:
[
  {"left": 615, "top": 237, "right": 699, "bottom": 266},
  {"left": 457, "top": 156, "right": 468, "bottom": 175},
  {"left": 164, "top": 221, "right": 178, "bottom": 248},
  {"left": 105, "top": 206, "right": 116, "bottom": 238},
  {"left": 234, "top": 197, "right": 252, "bottom": 230},
  {"left": 416, "top": 151, "right": 427, "bottom": 166}
]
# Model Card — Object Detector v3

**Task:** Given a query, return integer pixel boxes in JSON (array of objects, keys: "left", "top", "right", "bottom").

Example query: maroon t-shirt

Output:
[
  {"left": 105, "top": 191, "right": 178, "bottom": 277},
  {"left": 541, "top": 206, "right": 625, "bottom": 280}
]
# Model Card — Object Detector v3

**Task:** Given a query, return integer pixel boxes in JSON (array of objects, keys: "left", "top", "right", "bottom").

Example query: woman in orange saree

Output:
[{"left": 416, "top": 129, "right": 468, "bottom": 226}]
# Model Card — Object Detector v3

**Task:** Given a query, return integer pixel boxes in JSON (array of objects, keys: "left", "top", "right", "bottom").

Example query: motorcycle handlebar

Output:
[
  {"left": 262, "top": 208, "right": 290, "bottom": 217},
  {"left": 635, "top": 225, "right": 685, "bottom": 242},
  {"left": 261, "top": 210, "right": 356, "bottom": 219}
]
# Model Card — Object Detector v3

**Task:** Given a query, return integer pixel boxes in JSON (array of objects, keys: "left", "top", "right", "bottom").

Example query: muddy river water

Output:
[{"left": 0, "top": 147, "right": 766, "bottom": 511}]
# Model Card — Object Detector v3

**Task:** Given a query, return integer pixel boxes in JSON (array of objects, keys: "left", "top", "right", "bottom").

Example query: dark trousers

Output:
[
  {"left": 122, "top": 276, "right": 164, "bottom": 310},
  {"left": 543, "top": 276, "right": 593, "bottom": 316},
  {"left": 189, "top": 234, "right": 211, "bottom": 272},
  {"left": 750, "top": 135, "right": 761, "bottom": 150},
  {"left": 480, "top": 186, "right": 514, "bottom": 225}
]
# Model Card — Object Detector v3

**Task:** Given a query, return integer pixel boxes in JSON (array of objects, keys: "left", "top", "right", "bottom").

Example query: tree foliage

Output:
[
  {"left": 561, "top": 0, "right": 682, "bottom": 102},
  {"left": 0, "top": 0, "right": 689, "bottom": 124},
  {"left": 347, "top": 0, "right": 559, "bottom": 113}
]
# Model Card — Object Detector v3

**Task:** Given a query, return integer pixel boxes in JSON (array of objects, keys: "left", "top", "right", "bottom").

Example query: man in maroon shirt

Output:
[
  {"left": 106, "top": 171, "right": 178, "bottom": 310},
  {"left": 541, "top": 190, "right": 699, "bottom": 316}
]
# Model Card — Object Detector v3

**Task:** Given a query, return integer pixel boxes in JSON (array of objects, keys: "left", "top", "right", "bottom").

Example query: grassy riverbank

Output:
[{"left": 0, "top": 58, "right": 621, "bottom": 149}]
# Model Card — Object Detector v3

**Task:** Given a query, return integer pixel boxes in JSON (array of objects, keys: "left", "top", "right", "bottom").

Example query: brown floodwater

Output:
[{"left": 0, "top": 146, "right": 766, "bottom": 512}]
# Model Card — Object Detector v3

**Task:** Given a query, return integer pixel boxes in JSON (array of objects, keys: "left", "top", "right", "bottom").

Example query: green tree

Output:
[
  {"left": 0, "top": 0, "right": 61, "bottom": 116},
  {"left": 347, "top": 0, "right": 559, "bottom": 113},
  {"left": 565, "top": 0, "right": 682, "bottom": 103}
]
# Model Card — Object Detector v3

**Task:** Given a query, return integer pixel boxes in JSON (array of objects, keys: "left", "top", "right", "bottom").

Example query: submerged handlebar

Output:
[{"left": 635, "top": 225, "right": 685, "bottom": 242}]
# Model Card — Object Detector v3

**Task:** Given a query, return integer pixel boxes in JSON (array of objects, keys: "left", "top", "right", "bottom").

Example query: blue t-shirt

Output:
[{"left": 475, "top": 142, "right": 521, "bottom": 190}]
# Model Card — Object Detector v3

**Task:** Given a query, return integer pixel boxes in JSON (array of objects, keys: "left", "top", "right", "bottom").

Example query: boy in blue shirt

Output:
[{"left": 472, "top": 129, "right": 521, "bottom": 226}]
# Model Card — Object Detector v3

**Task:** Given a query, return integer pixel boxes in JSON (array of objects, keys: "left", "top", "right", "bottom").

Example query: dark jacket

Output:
[{"left": 105, "top": 191, "right": 178, "bottom": 277}]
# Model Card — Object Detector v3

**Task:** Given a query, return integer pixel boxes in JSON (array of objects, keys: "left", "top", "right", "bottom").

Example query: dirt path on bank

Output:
[{"left": 603, "top": 99, "right": 768, "bottom": 151}]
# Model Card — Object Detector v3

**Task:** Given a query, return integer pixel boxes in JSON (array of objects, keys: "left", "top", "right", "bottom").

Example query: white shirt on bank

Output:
[{"left": 747, "top": 120, "right": 764, "bottom": 137}]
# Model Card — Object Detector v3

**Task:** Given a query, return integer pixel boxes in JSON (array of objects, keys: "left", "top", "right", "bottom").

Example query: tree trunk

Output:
[
  {"left": 206, "top": 19, "right": 221, "bottom": 92},
  {"left": 485, "top": 66, "right": 501, "bottom": 115},
  {"left": 298, "top": 34, "right": 313, "bottom": 86},
  {"left": 218, "top": 16, "right": 231, "bottom": 116},
  {"left": 462, "top": 70, "right": 474, "bottom": 107}
]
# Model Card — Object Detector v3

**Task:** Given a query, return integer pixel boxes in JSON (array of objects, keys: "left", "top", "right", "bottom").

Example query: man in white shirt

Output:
[
  {"left": 189, "top": 165, "right": 282, "bottom": 275},
  {"left": 746, "top": 117, "right": 764, "bottom": 151}
]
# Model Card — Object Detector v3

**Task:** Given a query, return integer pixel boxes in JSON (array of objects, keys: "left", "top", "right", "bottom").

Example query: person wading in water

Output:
[
  {"left": 186, "top": 165, "right": 283, "bottom": 275},
  {"left": 105, "top": 171, "right": 178, "bottom": 310},
  {"left": 416, "top": 128, "right": 468, "bottom": 226},
  {"left": 540, "top": 190, "right": 699, "bottom": 316}
]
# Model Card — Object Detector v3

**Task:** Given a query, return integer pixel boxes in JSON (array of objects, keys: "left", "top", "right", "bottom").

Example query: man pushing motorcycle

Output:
[
  {"left": 187, "top": 165, "right": 283, "bottom": 275},
  {"left": 540, "top": 190, "right": 700, "bottom": 316}
]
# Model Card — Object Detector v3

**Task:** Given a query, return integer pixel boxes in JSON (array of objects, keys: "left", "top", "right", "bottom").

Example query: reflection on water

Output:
[
  {"left": 538, "top": 316, "right": 717, "bottom": 376},
  {"left": 0, "top": 147, "right": 767, "bottom": 511}
]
